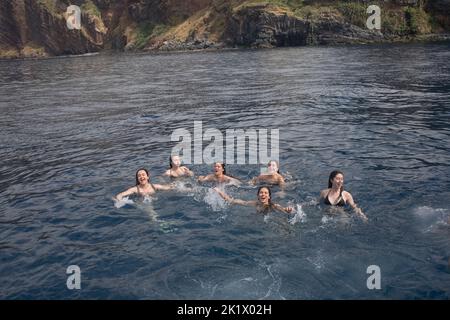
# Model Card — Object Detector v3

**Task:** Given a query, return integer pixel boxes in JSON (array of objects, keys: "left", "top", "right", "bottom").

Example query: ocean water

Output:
[{"left": 0, "top": 42, "right": 449, "bottom": 299}]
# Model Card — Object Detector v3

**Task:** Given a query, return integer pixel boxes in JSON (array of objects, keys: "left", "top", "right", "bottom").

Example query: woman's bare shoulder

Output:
[{"left": 342, "top": 190, "right": 353, "bottom": 200}]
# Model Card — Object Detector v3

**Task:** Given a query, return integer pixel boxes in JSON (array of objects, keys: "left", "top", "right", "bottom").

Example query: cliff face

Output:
[
  {"left": 0, "top": 0, "right": 108, "bottom": 58},
  {"left": 0, "top": 0, "right": 449, "bottom": 58},
  {"left": 225, "top": 5, "right": 310, "bottom": 47},
  {"left": 426, "top": 0, "right": 450, "bottom": 30},
  {"left": 224, "top": 5, "right": 384, "bottom": 48},
  {"left": 224, "top": 0, "right": 450, "bottom": 48}
]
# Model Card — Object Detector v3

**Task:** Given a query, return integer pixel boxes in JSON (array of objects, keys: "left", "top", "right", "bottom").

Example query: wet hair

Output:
[
  {"left": 257, "top": 186, "right": 273, "bottom": 205},
  {"left": 328, "top": 170, "right": 344, "bottom": 191},
  {"left": 215, "top": 162, "right": 226, "bottom": 175},
  {"left": 170, "top": 155, "right": 181, "bottom": 169},
  {"left": 135, "top": 168, "right": 149, "bottom": 185},
  {"left": 268, "top": 160, "right": 280, "bottom": 174}
]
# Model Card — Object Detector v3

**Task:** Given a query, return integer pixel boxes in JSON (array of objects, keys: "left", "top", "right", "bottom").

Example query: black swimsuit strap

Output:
[
  {"left": 336, "top": 189, "right": 345, "bottom": 206},
  {"left": 137, "top": 183, "right": 155, "bottom": 195},
  {"left": 326, "top": 189, "right": 345, "bottom": 206},
  {"left": 170, "top": 168, "right": 180, "bottom": 177}
]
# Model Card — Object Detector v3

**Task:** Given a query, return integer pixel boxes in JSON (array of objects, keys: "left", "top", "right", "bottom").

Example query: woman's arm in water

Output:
[
  {"left": 115, "top": 186, "right": 138, "bottom": 200},
  {"left": 182, "top": 166, "right": 194, "bottom": 177},
  {"left": 278, "top": 175, "right": 286, "bottom": 190},
  {"left": 226, "top": 175, "right": 242, "bottom": 186},
  {"left": 344, "top": 191, "right": 368, "bottom": 222},
  {"left": 249, "top": 175, "right": 260, "bottom": 185},
  {"left": 153, "top": 183, "right": 175, "bottom": 191},
  {"left": 272, "top": 203, "right": 294, "bottom": 215},
  {"left": 198, "top": 174, "right": 214, "bottom": 183},
  {"left": 318, "top": 189, "right": 328, "bottom": 203},
  {"left": 213, "top": 188, "right": 254, "bottom": 206}
]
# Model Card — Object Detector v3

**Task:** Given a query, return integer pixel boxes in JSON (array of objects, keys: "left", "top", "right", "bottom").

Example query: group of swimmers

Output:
[{"left": 115, "top": 155, "right": 368, "bottom": 221}]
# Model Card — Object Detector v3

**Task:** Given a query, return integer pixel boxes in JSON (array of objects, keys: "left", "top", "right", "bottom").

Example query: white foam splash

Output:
[
  {"left": 414, "top": 206, "right": 447, "bottom": 217},
  {"left": 241, "top": 277, "right": 254, "bottom": 282},
  {"left": 113, "top": 196, "right": 134, "bottom": 208},
  {"left": 113, "top": 196, "right": 159, "bottom": 220},
  {"left": 289, "top": 204, "right": 307, "bottom": 225},
  {"left": 257, "top": 260, "right": 286, "bottom": 300},
  {"left": 305, "top": 197, "right": 319, "bottom": 206},
  {"left": 173, "top": 181, "right": 195, "bottom": 193},
  {"left": 414, "top": 206, "right": 450, "bottom": 232},
  {"left": 204, "top": 188, "right": 228, "bottom": 212},
  {"left": 142, "top": 196, "right": 153, "bottom": 204}
]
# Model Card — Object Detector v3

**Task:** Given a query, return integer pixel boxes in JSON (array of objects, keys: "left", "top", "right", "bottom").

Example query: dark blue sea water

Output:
[{"left": 1, "top": 43, "right": 449, "bottom": 299}]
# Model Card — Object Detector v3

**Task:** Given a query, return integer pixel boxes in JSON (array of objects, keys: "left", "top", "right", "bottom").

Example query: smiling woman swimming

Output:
[
  {"left": 115, "top": 168, "right": 174, "bottom": 200},
  {"left": 250, "top": 160, "right": 286, "bottom": 189},
  {"left": 319, "top": 170, "right": 368, "bottom": 221},
  {"left": 164, "top": 155, "right": 194, "bottom": 178},
  {"left": 214, "top": 186, "right": 294, "bottom": 215},
  {"left": 198, "top": 162, "right": 241, "bottom": 186}
]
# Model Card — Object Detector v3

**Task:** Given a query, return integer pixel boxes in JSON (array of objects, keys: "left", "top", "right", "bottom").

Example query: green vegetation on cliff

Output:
[
  {"left": 81, "top": 0, "right": 101, "bottom": 18},
  {"left": 1, "top": 0, "right": 449, "bottom": 59},
  {"left": 135, "top": 23, "right": 170, "bottom": 49},
  {"left": 236, "top": 0, "right": 439, "bottom": 35},
  {"left": 37, "top": 0, "right": 60, "bottom": 16}
]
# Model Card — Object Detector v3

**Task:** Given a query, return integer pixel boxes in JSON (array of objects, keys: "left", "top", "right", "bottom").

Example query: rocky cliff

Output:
[
  {"left": 0, "top": 0, "right": 449, "bottom": 58},
  {"left": 0, "top": 0, "right": 108, "bottom": 58}
]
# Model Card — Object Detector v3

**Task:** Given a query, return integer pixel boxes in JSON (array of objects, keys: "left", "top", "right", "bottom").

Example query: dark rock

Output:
[
  {"left": 0, "top": 0, "right": 105, "bottom": 58},
  {"left": 225, "top": 7, "right": 309, "bottom": 48},
  {"left": 225, "top": 6, "right": 385, "bottom": 48}
]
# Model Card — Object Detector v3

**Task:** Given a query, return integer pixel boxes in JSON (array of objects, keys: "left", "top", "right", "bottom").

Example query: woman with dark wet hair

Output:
[
  {"left": 319, "top": 170, "right": 367, "bottom": 221},
  {"left": 163, "top": 155, "right": 194, "bottom": 178},
  {"left": 214, "top": 186, "right": 293, "bottom": 215},
  {"left": 250, "top": 160, "right": 285, "bottom": 189},
  {"left": 115, "top": 168, "right": 174, "bottom": 200},
  {"left": 198, "top": 162, "right": 241, "bottom": 186}
]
